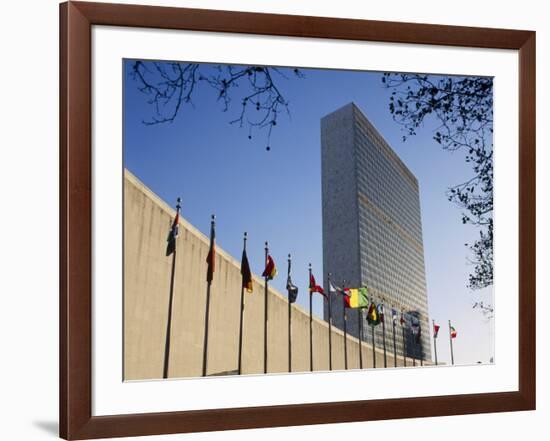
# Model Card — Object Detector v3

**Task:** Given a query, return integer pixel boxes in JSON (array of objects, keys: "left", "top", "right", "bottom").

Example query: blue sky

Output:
[{"left": 124, "top": 60, "right": 494, "bottom": 366}]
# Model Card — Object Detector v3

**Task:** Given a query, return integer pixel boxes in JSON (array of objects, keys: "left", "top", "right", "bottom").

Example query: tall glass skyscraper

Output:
[{"left": 321, "top": 103, "right": 431, "bottom": 362}]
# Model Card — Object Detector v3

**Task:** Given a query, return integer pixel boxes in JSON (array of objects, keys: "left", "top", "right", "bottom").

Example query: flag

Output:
[
  {"left": 206, "top": 221, "right": 216, "bottom": 283},
  {"left": 309, "top": 273, "right": 325, "bottom": 297},
  {"left": 286, "top": 275, "right": 299, "bottom": 303},
  {"left": 332, "top": 284, "right": 351, "bottom": 308},
  {"left": 165, "top": 211, "right": 179, "bottom": 256},
  {"left": 377, "top": 303, "right": 385, "bottom": 323},
  {"left": 262, "top": 255, "right": 277, "bottom": 280},
  {"left": 347, "top": 287, "right": 368, "bottom": 308},
  {"left": 450, "top": 326, "right": 457, "bottom": 339},
  {"left": 433, "top": 323, "right": 440, "bottom": 338},
  {"left": 366, "top": 302, "right": 380, "bottom": 326},
  {"left": 342, "top": 290, "right": 351, "bottom": 308},
  {"left": 392, "top": 308, "right": 398, "bottom": 325},
  {"left": 241, "top": 249, "right": 253, "bottom": 293}
]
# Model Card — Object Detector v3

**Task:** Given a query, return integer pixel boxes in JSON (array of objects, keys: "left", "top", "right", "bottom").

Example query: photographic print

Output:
[{"left": 123, "top": 59, "right": 494, "bottom": 381}]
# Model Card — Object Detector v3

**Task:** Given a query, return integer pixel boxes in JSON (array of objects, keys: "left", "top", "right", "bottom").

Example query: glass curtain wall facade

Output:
[{"left": 321, "top": 103, "right": 431, "bottom": 362}]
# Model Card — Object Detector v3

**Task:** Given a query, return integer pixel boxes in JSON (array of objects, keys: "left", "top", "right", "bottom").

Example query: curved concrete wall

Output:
[{"left": 124, "top": 170, "right": 416, "bottom": 381}]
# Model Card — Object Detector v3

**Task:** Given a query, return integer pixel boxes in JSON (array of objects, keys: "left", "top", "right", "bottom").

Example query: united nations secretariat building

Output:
[{"left": 321, "top": 103, "right": 431, "bottom": 362}]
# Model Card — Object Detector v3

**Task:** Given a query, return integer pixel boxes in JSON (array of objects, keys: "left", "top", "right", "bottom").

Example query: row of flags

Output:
[
  {"left": 164, "top": 208, "right": 459, "bottom": 374},
  {"left": 217, "top": 227, "right": 458, "bottom": 342}
]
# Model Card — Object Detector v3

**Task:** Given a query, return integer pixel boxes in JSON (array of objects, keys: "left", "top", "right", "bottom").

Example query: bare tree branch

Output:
[
  {"left": 382, "top": 73, "right": 493, "bottom": 290},
  {"left": 130, "top": 61, "right": 304, "bottom": 149}
]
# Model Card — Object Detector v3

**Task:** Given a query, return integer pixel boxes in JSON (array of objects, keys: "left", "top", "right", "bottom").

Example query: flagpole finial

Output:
[
  {"left": 176, "top": 197, "right": 182, "bottom": 211},
  {"left": 288, "top": 253, "right": 291, "bottom": 261},
  {"left": 244, "top": 231, "right": 247, "bottom": 239},
  {"left": 265, "top": 241, "right": 268, "bottom": 249},
  {"left": 328, "top": 272, "right": 332, "bottom": 277}
]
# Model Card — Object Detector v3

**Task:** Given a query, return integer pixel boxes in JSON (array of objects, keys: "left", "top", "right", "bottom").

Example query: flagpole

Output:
[
  {"left": 342, "top": 279, "right": 348, "bottom": 370},
  {"left": 381, "top": 301, "right": 387, "bottom": 368},
  {"left": 419, "top": 318, "right": 424, "bottom": 366},
  {"left": 263, "top": 242, "right": 269, "bottom": 374},
  {"left": 402, "top": 310, "right": 407, "bottom": 367},
  {"left": 371, "top": 323, "right": 376, "bottom": 369},
  {"left": 308, "top": 263, "right": 313, "bottom": 372},
  {"left": 449, "top": 319, "right": 455, "bottom": 366},
  {"left": 237, "top": 232, "right": 247, "bottom": 375},
  {"left": 287, "top": 254, "right": 292, "bottom": 373},
  {"left": 357, "top": 307, "right": 363, "bottom": 369},
  {"left": 370, "top": 297, "right": 377, "bottom": 368},
  {"left": 327, "top": 272, "right": 333, "bottom": 371},
  {"left": 392, "top": 308, "right": 398, "bottom": 368},
  {"left": 433, "top": 320, "right": 438, "bottom": 366},
  {"left": 202, "top": 214, "right": 215, "bottom": 377},
  {"left": 411, "top": 314, "right": 416, "bottom": 367},
  {"left": 163, "top": 197, "right": 181, "bottom": 379}
]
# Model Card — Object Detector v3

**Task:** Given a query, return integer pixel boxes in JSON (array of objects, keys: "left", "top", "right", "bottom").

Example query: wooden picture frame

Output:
[{"left": 59, "top": 1, "right": 536, "bottom": 439}]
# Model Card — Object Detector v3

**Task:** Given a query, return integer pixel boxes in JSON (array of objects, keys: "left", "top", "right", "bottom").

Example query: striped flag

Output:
[
  {"left": 343, "top": 290, "right": 351, "bottom": 308},
  {"left": 450, "top": 326, "right": 457, "bottom": 338},
  {"left": 377, "top": 303, "right": 385, "bottom": 323},
  {"left": 206, "top": 219, "right": 216, "bottom": 283},
  {"left": 330, "top": 283, "right": 351, "bottom": 308},
  {"left": 262, "top": 255, "right": 277, "bottom": 280},
  {"left": 433, "top": 323, "right": 440, "bottom": 338},
  {"left": 165, "top": 211, "right": 179, "bottom": 256},
  {"left": 241, "top": 248, "right": 253, "bottom": 293},
  {"left": 286, "top": 275, "right": 299, "bottom": 303},
  {"left": 392, "top": 308, "right": 398, "bottom": 325},
  {"left": 366, "top": 302, "right": 380, "bottom": 326},
  {"left": 309, "top": 273, "right": 325, "bottom": 297},
  {"left": 347, "top": 287, "right": 368, "bottom": 308}
]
